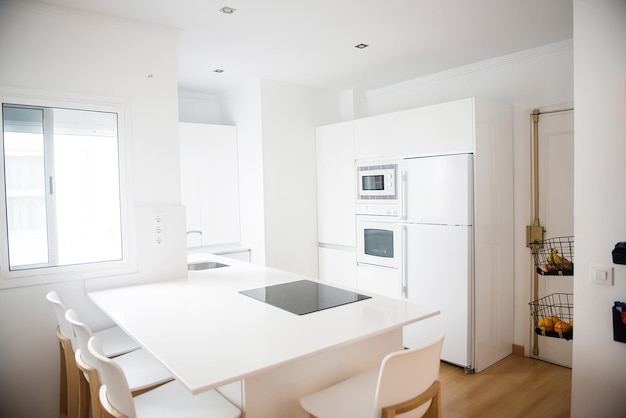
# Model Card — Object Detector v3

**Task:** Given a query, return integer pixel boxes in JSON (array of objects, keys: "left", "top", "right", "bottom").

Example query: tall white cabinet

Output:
[
  {"left": 179, "top": 123, "right": 241, "bottom": 247},
  {"left": 315, "top": 121, "right": 357, "bottom": 289}
]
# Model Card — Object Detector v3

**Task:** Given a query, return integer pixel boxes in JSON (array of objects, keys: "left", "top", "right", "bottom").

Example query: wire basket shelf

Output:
[
  {"left": 530, "top": 236, "right": 574, "bottom": 276},
  {"left": 529, "top": 293, "right": 573, "bottom": 340}
]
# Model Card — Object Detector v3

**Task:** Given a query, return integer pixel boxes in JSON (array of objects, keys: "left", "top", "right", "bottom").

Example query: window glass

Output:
[{"left": 2, "top": 104, "right": 122, "bottom": 271}]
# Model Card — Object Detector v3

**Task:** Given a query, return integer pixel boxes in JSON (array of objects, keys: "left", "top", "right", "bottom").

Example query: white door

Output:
[
  {"left": 403, "top": 223, "right": 472, "bottom": 369},
  {"left": 179, "top": 123, "right": 241, "bottom": 247},
  {"left": 316, "top": 121, "right": 356, "bottom": 247},
  {"left": 401, "top": 154, "right": 473, "bottom": 225},
  {"left": 535, "top": 108, "right": 574, "bottom": 367}
]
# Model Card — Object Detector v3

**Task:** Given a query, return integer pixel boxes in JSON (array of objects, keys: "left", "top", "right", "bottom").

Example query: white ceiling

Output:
[{"left": 35, "top": 0, "right": 573, "bottom": 95}]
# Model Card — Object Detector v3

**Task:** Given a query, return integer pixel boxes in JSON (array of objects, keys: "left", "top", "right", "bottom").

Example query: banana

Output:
[{"left": 547, "top": 248, "right": 573, "bottom": 270}]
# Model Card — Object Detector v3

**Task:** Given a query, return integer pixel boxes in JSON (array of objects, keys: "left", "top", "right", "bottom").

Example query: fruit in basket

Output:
[
  {"left": 554, "top": 320, "right": 571, "bottom": 334},
  {"left": 538, "top": 317, "right": 556, "bottom": 332},
  {"left": 547, "top": 248, "right": 573, "bottom": 270}
]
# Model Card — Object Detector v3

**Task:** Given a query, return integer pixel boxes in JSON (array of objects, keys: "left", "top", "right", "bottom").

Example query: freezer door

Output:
[
  {"left": 401, "top": 153, "right": 473, "bottom": 225},
  {"left": 402, "top": 223, "right": 473, "bottom": 369}
]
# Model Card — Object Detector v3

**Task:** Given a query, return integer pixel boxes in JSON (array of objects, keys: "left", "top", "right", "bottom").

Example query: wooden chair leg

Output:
[
  {"left": 423, "top": 385, "right": 441, "bottom": 418},
  {"left": 58, "top": 328, "right": 80, "bottom": 418},
  {"left": 59, "top": 339, "right": 68, "bottom": 418},
  {"left": 78, "top": 371, "right": 90, "bottom": 418}
]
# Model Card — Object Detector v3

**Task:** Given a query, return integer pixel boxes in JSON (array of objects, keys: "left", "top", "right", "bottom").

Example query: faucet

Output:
[{"left": 186, "top": 230, "right": 203, "bottom": 248}]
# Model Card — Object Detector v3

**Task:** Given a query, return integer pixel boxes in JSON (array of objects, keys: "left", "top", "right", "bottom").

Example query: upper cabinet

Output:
[
  {"left": 354, "top": 112, "right": 403, "bottom": 160},
  {"left": 400, "top": 98, "right": 474, "bottom": 158},
  {"left": 353, "top": 99, "right": 475, "bottom": 161},
  {"left": 179, "top": 123, "right": 241, "bottom": 247},
  {"left": 315, "top": 121, "right": 356, "bottom": 247}
]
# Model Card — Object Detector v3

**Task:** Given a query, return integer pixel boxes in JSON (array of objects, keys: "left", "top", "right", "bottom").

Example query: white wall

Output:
[
  {"left": 0, "top": 2, "right": 185, "bottom": 417},
  {"left": 259, "top": 79, "right": 319, "bottom": 277},
  {"left": 220, "top": 78, "right": 341, "bottom": 276},
  {"left": 571, "top": 1, "right": 626, "bottom": 416},
  {"left": 221, "top": 79, "right": 267, "bottom": 265},
  {"left": 351, "top": 41, "right": 574, "bottom": 355}
]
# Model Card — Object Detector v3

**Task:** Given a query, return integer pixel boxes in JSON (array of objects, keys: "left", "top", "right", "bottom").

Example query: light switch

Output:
[{"left": 590, "top": 265, "right": 613, "bottom": 286}]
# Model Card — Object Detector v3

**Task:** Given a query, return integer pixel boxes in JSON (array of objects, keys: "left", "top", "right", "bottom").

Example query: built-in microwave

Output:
[{"left": 356, "top": 162, "right": 398, "bottom": 201}]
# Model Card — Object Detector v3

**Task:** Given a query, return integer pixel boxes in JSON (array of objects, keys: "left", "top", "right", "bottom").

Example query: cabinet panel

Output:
[
  {"left": 316, "top": 121, "right": 356, "bottom": 247},
  {"left": 354, "top": 112, "right": 403, "bottom": 160},
  {"left": 401, "top": 98, "right": 474, "bottom": 157},
  {"left": 180, "top": 123, "right": 202, "bottom": 242},
  {"left": 180, "top": 123, "right": 240, "bottom": 247},
  {"left": 356, "top": 264, "right": 402, "bottom": 299},
  {"left": 318, "top": 247, "right": 357, "bottom": 289}
]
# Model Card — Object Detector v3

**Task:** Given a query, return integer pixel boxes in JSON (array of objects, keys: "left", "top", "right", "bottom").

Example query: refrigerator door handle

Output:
[
  {"left": 402, "top": 225, "right": 408, "bottom": 298},
  {"left": 400, "top": 170, "right": 407, "bottom": 220}
]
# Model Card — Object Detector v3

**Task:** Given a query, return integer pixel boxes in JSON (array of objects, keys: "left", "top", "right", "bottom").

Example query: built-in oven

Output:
[
  {"left": 356, "top": 217, "right": 402, "bottom": 270},
  {"left": 356, "top": 217, "right": 404, "bottom": 298}
]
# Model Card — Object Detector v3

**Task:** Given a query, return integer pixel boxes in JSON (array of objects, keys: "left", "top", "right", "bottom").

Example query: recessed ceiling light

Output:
[
  {"left": 355, "top": 43, "right": 369, "bottom": 49},
  {"left": 214, "top": 69, "right": 224, "bottom": 73},
  {"left": 219, "top": 6, "right": 236, "bottom": 14}
]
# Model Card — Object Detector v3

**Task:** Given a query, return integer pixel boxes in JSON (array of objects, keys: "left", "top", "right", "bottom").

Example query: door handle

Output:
[
  {"left": 402, "top": 225, "right": 408, "bottom": 298},
  {"left": 401, "top": 171, "right": 407, "bottom": 220}
]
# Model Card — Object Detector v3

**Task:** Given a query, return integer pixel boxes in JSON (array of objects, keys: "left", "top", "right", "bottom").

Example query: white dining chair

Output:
[
  {"left": 299, "top": 333, "right": 445, "bottom": 418},
  {"left": 87, "top": 335, "right": 242, "bottom": 418},
  {"left": 47, "top": 291, "right": 141, "bottom": 418},
  {"left": 65, "top": 308, "right": 175, "bottom": 417},
  {"left": 47, "top": 291, "right": 140, "bottom": 357}
]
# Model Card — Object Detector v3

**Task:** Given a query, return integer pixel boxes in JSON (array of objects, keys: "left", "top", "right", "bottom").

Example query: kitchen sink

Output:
[{"left": 187, "top": 261, "right": 230, "bottom": 271}]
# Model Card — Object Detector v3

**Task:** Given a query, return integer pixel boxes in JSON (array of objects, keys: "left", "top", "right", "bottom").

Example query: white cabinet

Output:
[
  {"left": 318, "top": 247, "right": 357, "bottom": 289},
  {"left": 315, "top": 121, "right": 356, "bottom": 247},
  {"left": 354, "top": 112, "right": 403, "bottom": 160},
  {"left": 400, "top": 98, "right": 474, "bottom": 158},
  {"left": 179, "top": 123, "right": 240, "bottom": 247},
  {"left": 356, "top": 264, "right": 402, "bottom": 299}
]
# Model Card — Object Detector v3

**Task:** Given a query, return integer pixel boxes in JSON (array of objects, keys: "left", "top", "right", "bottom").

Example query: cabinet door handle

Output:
[
  {"left": 401, "top": 171, "right": 407, "bottom": 220},
  {"left": 402, "top": 225, "right": 408, "bottom": 298}
]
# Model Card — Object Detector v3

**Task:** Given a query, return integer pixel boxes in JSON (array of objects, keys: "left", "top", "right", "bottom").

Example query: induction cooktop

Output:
[{"left": 239, "top": 280, "right": 371, "bottom": 315}]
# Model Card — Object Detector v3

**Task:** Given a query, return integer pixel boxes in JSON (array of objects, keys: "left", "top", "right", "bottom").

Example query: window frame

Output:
[{"left": 0, "top": 89, "right": 137, "bottom": 288}]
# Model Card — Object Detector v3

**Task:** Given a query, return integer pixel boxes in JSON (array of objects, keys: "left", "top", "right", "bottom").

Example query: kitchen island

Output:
[{"left": 88, "top": 254, "right": 439, "bottom": 418}]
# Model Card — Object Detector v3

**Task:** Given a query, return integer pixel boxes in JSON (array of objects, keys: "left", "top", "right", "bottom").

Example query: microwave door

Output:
[{"left": 362, "top": 173, "right": 385, "bottom": 192}]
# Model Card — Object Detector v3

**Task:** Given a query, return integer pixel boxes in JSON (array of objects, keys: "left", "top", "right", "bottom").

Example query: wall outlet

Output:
[
  {"left": 153, "top": 211, "right": 165, "bottom": 246},
  {"left": 590, "top": 264, "right": 613, "bottom": 286}
]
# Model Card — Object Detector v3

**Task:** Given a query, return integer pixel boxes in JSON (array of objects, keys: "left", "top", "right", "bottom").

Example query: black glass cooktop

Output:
[{"left": 239, "top": 280, "right": 371, "bottom": 315}]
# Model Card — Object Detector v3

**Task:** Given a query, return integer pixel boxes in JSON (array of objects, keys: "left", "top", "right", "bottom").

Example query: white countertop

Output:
[{"left": 88, "top": 255, "right": 439, "bottom": 395}]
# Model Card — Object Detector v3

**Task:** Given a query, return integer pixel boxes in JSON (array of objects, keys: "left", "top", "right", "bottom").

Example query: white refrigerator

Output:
[{"left": 400, "top": 153, "right": 475, "bottom": 371}]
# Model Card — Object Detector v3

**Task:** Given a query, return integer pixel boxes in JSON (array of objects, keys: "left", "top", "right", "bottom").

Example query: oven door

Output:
[{"left": 356, "top": 218, "right": 402, "bottom": 269}]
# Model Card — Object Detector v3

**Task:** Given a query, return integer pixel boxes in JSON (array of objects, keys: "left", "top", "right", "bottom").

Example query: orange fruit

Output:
[
  {"left": 538, "top": 317, "right": 555, "bottom": 332},
  {"left": 554, "top": 320, "right": 571, "bottom": 333}
]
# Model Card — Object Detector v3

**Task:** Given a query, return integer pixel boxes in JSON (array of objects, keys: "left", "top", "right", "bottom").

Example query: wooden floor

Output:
[{"left": 439, "top": 354, "right": 572, "bottom": 418}]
